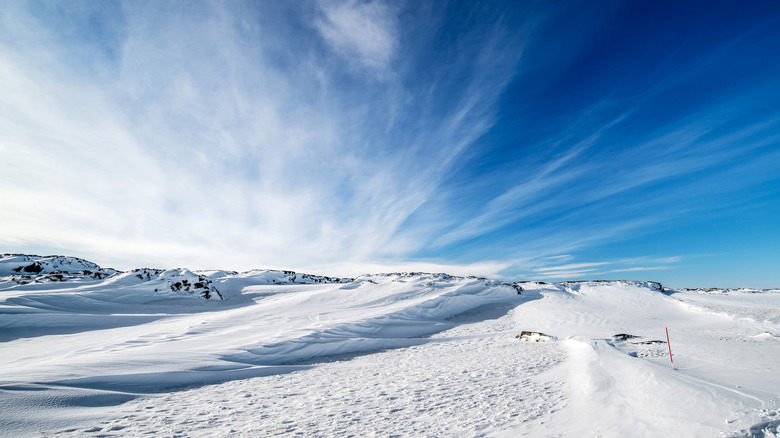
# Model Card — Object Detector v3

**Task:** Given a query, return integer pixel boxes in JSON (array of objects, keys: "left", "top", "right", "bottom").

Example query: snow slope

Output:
[
  {"left": 511, "top": 281, "right": 780, "bottom": 437},
  {"left": 1, "top": 256, "right": 778, "bottom": 437},
  {"left": 0, "top": 254, "right": 113, "bottom": 276}
]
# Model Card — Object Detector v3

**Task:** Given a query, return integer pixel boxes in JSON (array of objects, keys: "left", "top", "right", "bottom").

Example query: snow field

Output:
[
  {"left": 512, "top": 282, "right": 780, "bottom": 437},
  {"left": 1, "top": 257, "right": 779, "bottom": 437},
  {"left": 50, "top": 313, "right": 565, "bottom": 437}
]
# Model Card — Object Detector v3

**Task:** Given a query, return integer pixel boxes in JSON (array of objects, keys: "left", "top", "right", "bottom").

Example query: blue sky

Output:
[{"left": 1, "top": 0, "right": 778, "bottom": 287}]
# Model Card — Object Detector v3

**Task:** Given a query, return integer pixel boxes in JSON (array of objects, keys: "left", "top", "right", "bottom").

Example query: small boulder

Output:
[{"left": 516, "top": 331, "right": 553, "bottom": 342}]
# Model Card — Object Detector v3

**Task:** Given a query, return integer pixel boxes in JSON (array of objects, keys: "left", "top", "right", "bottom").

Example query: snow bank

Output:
[
  {"left": 1, "top": 255, "right": 779, "bottom": 437},
  {"left": 512, "top": 281, "right": 780, "bottom": 437},
  {"left": 224, "top": 275, "right": 520, "bottom": 366},
  {"left": 0, "top": 262, "right": 525, "bottom": 399}
]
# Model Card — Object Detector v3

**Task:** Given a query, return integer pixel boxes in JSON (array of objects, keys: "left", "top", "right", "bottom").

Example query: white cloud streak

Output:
[
  {"left": 428, "top": 86, "right": 780, "bottom": 261},
  {"left": 516, "top": 255, "right": 680, "bottom": 281},
  {"left": 534, "top": 262, "right": 609, "bottom": 273},
  {"left": 0, "top": 1, "right": 524, "bottom": 273},
  {"left": 313, "top": 0, "right": 398, "bottom": 75},
  {"left": 2, "top": 2, "right": 775, "bottom": 283}
]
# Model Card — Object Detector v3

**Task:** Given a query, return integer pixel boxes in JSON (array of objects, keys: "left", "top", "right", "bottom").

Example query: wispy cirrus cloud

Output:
[
  {"left": 426, "top": 87, "right": 780, "bottom": 265},
  {"left": 599, "top": 266, "right": 671, "bottom": 275},
  {"left": 534, "top": 262, "right": 610, "bottom": 273},
  {"left": 313, "top": 0, "right": 398, "bottom": 75},
  {"left": 1, "top": 1, "right": 778, "bottom": 289},
  {"left": 0, "top": 1, "right": 527, "bottom": 272},
  {"left": 518, "top": 256, "right": 680, "bottom": 281}
]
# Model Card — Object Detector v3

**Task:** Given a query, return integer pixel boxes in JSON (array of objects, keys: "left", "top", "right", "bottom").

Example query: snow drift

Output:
[{"left": 1, "top": 254, "right": 778, "bottom": 437}]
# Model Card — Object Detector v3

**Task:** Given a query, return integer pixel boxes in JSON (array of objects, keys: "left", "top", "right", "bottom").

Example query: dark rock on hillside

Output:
[
  {"left": 516, "top": 331, "right": 553, "bottom": 342},
  {"left": 1, "top": 254, "right": 115, "bottom": 276},
  {"left": 137, "top": 268, "right": 224, "bottom": 300},
  {"left": 612, "top": 333, "right": 640, "bottom": 341},
  {"left": 13, "top": 263, "right": 43, "bottom": 274},
  {"left": 1, "top": 254, "right": 119, "bottom": 286}
]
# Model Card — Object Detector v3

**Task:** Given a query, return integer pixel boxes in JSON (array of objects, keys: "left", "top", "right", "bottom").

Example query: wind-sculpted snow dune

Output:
[
  {"left": 1, "top": 255, "right": 779, "bottom": 437},
  {"left": 0, "top": 256, "right": 525, "bottom": 395}
]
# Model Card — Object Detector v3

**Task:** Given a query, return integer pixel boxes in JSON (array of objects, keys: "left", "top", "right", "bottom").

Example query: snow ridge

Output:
[
  {"left": 676, "top": 287, "right": 780, "bottom": 294},
  {"left": 114, "top": 268, "right": 224, "bottom": 300},
  {"left": 1, "top": 254, "right": 780, "bottom": 437},
  {"left": 215, "top": 269, "right": 353, "bottom": 285},
  {"left": 0, "top": 254, "right": 117, "bottom": 281},
  {"left": 0, "top": 254, "right": 109, "bottom": 275},
  {"left": 0, "top": 255, "right": 353, "bottom": 300}
]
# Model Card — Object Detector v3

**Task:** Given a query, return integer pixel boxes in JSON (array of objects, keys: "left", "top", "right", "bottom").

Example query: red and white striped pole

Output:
[{"left": 666, "top": 327, "right": 675, "bottom": 370}]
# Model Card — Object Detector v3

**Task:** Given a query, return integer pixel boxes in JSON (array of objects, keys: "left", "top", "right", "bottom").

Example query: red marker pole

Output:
[{"left": 666, "top": 327, "right": 675, "bottom": 370}]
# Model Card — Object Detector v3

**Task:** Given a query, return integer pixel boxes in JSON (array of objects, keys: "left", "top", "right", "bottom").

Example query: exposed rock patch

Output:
[{"left": 516, "top": 331, "right": 554, "bottom": 342}]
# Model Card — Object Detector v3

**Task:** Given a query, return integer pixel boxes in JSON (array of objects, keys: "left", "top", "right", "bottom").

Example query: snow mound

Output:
[
  {"left": 0, "top": 254, "right": 112, "bottom": 276},
  {"left": 560, "top": 280, "right": 665, "bottom": 293},
  {"left": 224, "top": 275, "right": 522, "bottom": 366},
  {"left": 677, "top": 287, "right": 780, "bottom": 294},
  {"left": 225, "top": 269, "right": 352, "bottom": 285},
  {"left": 0, "top": 254, "right": 117, "bottom": 284},
  {"left": 0, "top": 255, "right": 222, "bottom": 300},
  {"left": 353, "top": 272, "right": 523, "bottom": 293},
  {"left": 752, "top": 331, "right": 779, "bottom": 341},
  {"left": 109, "top": 268, "right": 223, "bottom": 300},
  {"left": 205, "top": 269, "right": 352, "bottom": 297}
]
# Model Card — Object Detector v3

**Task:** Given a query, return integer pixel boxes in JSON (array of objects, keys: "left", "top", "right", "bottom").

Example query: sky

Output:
[{"left": 1, "top": 0, "right": 779, "bottom": 288}]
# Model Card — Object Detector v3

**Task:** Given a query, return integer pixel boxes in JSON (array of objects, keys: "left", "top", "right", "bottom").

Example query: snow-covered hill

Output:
[
  {"left": 0, "top": 254, "right": 111, "bottom": 276},
  {"left": 0, "top": 255, "right": 778, "bottom": 437},
  {"left": 0, "top": 254, "right": 355, "bottom": 300}
]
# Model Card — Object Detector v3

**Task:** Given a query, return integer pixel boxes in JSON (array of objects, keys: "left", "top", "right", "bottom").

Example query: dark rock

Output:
[
  {"left": 612, "top": 333, "right": 640, "bottom": 341},
  {"left": 516, "top": 331, "right": 552, "bottom": 342},
  {"left": 14, "top": 263, "right": 43, "bottom": 274}
]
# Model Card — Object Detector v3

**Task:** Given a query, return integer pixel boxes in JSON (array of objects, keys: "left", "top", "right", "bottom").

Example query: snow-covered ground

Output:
[{"left": 1, "top": 255, "right": 779, "bottom": 437}]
